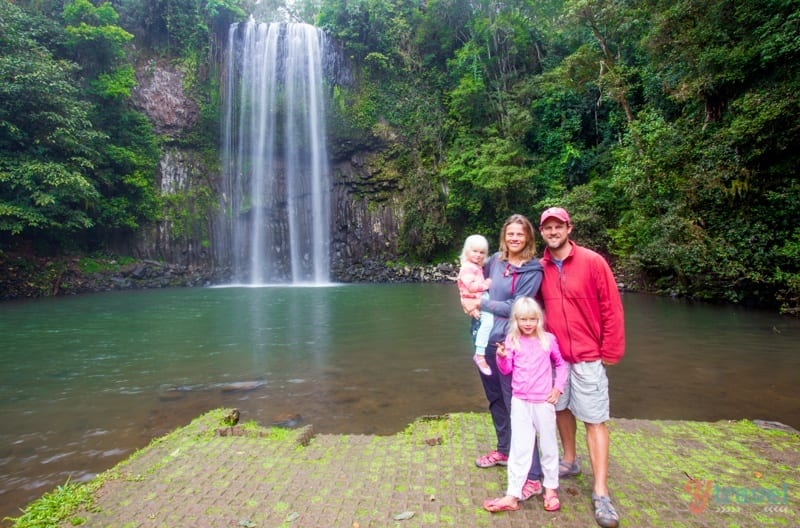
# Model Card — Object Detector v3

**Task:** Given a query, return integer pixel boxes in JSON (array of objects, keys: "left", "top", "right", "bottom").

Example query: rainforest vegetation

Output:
[{"left": 1, "top": 0, "right": 799, "bottom": 314}]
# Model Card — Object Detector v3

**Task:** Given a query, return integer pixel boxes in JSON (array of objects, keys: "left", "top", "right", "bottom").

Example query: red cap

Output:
[{"left": 540, "top": 207, "right": 571, "bottom": 226}]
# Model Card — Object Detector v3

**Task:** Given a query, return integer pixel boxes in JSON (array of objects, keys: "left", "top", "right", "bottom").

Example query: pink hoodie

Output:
[{"left": 496, "top": 332, "right": 568, "bottom": 403}]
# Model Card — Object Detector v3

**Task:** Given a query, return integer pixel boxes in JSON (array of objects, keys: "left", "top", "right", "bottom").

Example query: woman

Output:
[{"left": 463, "top": 213, "right": 545, "bottom": 500}]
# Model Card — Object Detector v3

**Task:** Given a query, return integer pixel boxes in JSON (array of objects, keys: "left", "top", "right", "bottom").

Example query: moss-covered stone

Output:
[{"left": 7, "top": 410, "right": 799, "bottom": 528}]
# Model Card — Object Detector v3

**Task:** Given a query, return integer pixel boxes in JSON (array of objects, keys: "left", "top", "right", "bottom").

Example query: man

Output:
[{"left": 538, "top": 207, "right": 625, "bottom": 528}]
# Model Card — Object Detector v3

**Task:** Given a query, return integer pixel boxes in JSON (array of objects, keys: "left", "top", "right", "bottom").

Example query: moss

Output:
[
  {"left": 5, "top": 480, "right": 101, "bottom": 528},
  {"left": 12, "top": 411, "right": 799, "bottom": 528}
]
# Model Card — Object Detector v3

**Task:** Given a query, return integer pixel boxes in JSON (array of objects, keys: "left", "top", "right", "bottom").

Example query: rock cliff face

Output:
[
  {"left": 129, "top": 58, "right": 407, "bottom": 282},
  {"left": 129, "top": 60, "right": 211, "bottom": 269},
  {"left": 330, "top": 150, "right": 403, "bottom": 274},
  {"left": 131, "top": 61, "right": 200, "bottom": 135},
  {"left": 136, "top": 147, "right": 214, "bottom": 267}
]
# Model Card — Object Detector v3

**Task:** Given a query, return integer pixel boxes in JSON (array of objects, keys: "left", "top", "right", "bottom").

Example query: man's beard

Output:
[{"left": 546, "top": 237, "right": 568, "bottom": 251}]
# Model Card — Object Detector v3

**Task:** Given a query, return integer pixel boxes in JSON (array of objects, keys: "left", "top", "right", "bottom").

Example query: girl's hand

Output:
[
  {"left": 495, "top": 342, "right": 507, "bottom": 358},
  {"left": 546, "top": 388, "right": 562, "bottom": 404}
]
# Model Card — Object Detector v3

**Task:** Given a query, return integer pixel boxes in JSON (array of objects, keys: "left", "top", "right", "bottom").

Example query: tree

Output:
[
  {"left": 0, "top": 0, "right": 101, "bottom": 243},
  {"left": 62, "top": 0, "right": 134, "bottom": 78}
]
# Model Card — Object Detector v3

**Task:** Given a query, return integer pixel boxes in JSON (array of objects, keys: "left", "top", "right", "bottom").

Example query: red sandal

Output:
[
  {"left": 544, "top": 492, "right": 561, "bottom": 512},
  {"left": 483, "top": 497, "right": 520, "bottom": 512},
  {"left": 521, "top": 479, "right": 542, "bottom": 500},
  {"left": 475, "top": 450, "right": 508, "bottom": 468}
]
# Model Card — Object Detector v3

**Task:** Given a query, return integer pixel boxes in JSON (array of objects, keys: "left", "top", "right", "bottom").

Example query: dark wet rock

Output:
[
  {"left": 0, "top": 252, "right": 223, "bottom": 301},
  {"left": 753, "top": 419, "right": 799, "bottom": 434},
  {"left": 219, "top": 381, "right": 267, "bottom": 393},
  {"left": 0, "top": 250, "right": 457, "bottom": 302},
  {"left": 271, "top": 413, "right": 303, "bottom": 428},
  {"left": 332, "top": 258, "right": 456, "bottom": 284},
  {"left": 222, "top": 409, "right": 240, "bottom": 427}
]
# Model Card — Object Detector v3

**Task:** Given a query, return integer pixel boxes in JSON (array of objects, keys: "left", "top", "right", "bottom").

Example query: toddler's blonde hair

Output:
[{"left": 459, "top": 234, "right": 490, "bottom": 266}]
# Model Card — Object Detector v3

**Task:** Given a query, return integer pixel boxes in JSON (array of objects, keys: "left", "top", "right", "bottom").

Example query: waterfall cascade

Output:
[{"left": 219, "top": 21, "right": 331, "bottom": 284}]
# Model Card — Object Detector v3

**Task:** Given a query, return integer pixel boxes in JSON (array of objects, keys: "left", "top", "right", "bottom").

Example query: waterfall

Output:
[{"left": 220, "top": 21, "right": 331, "bottom": 284}]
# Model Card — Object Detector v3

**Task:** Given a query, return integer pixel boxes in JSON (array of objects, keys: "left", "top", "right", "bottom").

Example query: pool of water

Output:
[{"left": 1, "top": 284, "right": 798, "bottom": 521}]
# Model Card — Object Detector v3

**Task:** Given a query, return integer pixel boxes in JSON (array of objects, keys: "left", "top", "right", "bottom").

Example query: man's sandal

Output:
[
  {"left": 592, "top": 493, "right": 620, "bottom": 527},
  {"left": 559, "top": 458, "right": 581, "bottom": 478}
]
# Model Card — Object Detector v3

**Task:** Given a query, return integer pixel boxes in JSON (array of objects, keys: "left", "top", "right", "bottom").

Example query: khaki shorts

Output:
[{"left": 555, "top": 360, "right": 610, "bottom": 424}]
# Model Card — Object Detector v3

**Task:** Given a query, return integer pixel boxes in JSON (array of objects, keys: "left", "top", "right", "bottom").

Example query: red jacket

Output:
[{"left": 539, "top": 241, "right": 625, "bottom": 365}]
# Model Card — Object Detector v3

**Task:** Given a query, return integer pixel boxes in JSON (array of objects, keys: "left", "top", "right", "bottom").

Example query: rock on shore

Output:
[{"left": 0, "top": 252, "right": 457, "bottom": 301}]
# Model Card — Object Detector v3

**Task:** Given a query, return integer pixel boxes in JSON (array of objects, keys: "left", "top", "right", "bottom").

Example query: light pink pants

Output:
[{"left": 507, "top": 396, "right": 560, "bottom": 497}]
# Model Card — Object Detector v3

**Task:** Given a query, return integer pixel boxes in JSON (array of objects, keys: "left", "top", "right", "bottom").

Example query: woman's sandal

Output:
[
  {"left": 483, "top": 497, "right": 520, "bottom": 512},
  {"left": 543, "top": 493, "right": 561, "bottom": 512}
]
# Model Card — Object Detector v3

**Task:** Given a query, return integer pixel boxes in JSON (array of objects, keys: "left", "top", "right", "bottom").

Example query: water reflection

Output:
[
  {"left": 613, "top": 295, "right": 800, "bottom": 425},
  {"left": 0, "top": 285, "right": 798, "bottom": 521}
]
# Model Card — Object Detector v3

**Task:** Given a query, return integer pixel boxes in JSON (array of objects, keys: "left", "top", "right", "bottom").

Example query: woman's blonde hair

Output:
[
  {"left": 459, "top": 234, "right": 490, "bottom": 266},
  {"left": 507, "top": 296, "right": 549, "bottom": 350},
  {"left": 498, "top": 214, "right": 536, "bottom": 263}
]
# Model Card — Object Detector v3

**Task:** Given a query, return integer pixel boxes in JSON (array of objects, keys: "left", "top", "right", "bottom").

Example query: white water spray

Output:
[{"left": 220, "top": 21, "right": 331, "bottom": 284}]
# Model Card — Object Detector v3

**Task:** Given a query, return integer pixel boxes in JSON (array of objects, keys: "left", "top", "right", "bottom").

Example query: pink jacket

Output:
[
  {"left": 497, "top": 332, "right": 568, "bottom": 403},
  {"left": 539, "top": 241, "right": 625, "bottom": 365},
  {"left": 457, "top": 261, "right": 490, "bottom": 303}
]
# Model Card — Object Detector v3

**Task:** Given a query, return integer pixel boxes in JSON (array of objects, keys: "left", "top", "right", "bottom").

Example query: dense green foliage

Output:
[
  {"left": 315, "top": 0, "right": 800, "bottom": 313},
  {"left": 1, "top": 0, "right": 798, "bottom": 313},
  {"left": 0, "top": 0, "right": 244, "bottom": 252},
  {"left": 0, "top": 0, "right": 160, "bottom": 250}
]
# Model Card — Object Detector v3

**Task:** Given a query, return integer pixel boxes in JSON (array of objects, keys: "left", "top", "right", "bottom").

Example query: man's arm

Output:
[{"left": 597, "top": 257, "right": 625, "bottom": 365}]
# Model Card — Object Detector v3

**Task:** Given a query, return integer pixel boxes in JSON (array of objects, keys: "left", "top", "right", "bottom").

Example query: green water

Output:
[{"left": 1, "top": 284, "right": 798, "bottom": 521}]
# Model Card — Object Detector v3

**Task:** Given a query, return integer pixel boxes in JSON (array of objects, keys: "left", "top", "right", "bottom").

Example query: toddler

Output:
[{"left": 457, "top": 234, "right": 493, "bottom": 375}]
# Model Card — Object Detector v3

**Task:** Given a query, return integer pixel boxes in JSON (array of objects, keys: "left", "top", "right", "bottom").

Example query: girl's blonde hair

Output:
[
  {"left": 498, "top": 214, "right": 537, "bottom": 263},
  {"left": 507, "top": 296, "right": 549, "bottom": 350},
  {"left": 459, "top": 234, "right": 490, "bottom": 266}
]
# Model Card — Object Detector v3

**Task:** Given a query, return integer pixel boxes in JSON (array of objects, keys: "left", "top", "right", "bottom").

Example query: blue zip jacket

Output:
[{"left": 479, "top": 252, "right": 544, "bottom": 346}]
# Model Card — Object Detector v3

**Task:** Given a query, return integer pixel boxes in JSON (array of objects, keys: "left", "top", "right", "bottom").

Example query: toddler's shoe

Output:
[{"left": 474, "top": 354, "right": 492, "bottom": 376}]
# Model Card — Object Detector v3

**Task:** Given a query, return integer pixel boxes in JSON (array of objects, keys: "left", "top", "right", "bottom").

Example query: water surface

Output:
[{"left": 1, "top": 284, "right": 798, "bottom": 521}]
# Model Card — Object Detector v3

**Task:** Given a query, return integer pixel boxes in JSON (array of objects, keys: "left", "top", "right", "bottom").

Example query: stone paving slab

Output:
[{"left": 27, "top": 409, "right": 800, "bottom": 527}]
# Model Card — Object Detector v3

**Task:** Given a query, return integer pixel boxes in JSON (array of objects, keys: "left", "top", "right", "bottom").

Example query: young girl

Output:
[
  {"left": 457, "top": 234, "right": 493, "bottom": 375},
  {"left": 483, "top": 296, "right": 568, "bottom": 513}
]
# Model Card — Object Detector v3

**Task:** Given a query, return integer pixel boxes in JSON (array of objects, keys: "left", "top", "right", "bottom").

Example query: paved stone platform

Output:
[{"left": 11, "top": 410, "right": 800, "bottom": 527}]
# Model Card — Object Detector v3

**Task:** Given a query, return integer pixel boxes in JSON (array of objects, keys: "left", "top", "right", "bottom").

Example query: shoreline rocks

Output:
[{"left": 0, "top": 253, "right": 458, "bottom": 301}]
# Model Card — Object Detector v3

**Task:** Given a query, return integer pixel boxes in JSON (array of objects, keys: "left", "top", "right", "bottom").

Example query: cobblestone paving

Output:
[{"left": 50, "top": 410, "right": 799, "bottom": 527}]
